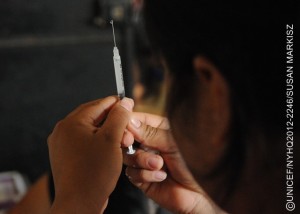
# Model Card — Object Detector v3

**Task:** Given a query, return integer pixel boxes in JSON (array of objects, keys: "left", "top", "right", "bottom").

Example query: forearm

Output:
[
  {"left": 49, "top": 197, "right": 107, "bottom": 214},
  {"left": 8, "top": 174, "right": 51, "bottom": 214}
]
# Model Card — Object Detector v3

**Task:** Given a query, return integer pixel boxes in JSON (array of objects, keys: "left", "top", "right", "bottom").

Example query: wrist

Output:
[
  {"left": 188, "top": 194, "right": 227, "bottom": 214},
  {"left": 49, "top": 195, "right": 107, "bottom": 214}
]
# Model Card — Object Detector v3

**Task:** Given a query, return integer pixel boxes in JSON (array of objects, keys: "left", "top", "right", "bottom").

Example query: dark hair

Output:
[
  {"left": 132, "top": 18, "right": 164, "bottom": 100},
  {"left": 143, "top": 0, "right": 297, "bottom": 205}
]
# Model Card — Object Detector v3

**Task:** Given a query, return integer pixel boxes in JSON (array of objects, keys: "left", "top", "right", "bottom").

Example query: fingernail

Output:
[
  {"left": 148, "top": 157, "right": 159, "bottom": 169},
  {"left": 120, "top": 98, "right": 133, "bottom": 111},
  {"left": 154, "top": 171, "right": 167, "bottom": 181},
  {"left": 131, "top": 118, "right": 141, "bottom": 128}
]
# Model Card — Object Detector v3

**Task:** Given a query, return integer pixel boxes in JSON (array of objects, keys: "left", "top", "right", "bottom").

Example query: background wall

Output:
[{"left": 0, "top": 0, "right": 122, "bottom": 182}]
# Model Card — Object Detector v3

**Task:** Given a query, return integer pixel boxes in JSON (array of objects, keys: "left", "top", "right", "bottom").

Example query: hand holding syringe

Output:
[{"left": 110, "top": 20, "right": 135, "bottom": 155}]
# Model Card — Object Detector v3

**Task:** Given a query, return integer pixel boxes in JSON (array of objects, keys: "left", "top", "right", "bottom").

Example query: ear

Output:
[
  {"left": 192, "top": 55, "right": 231, "bottom": 146},
  {"left": 193, "top": 55, "right": 229, "bottom": 97},
  {"left": 193, "top": 56, "right": 220, "bottom": 82}
]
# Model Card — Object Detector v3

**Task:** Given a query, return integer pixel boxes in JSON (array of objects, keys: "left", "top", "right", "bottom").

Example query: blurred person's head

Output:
[
  {"left": 143, "top": 0, "right": 297, "bottom": 206},
  {"left": 132, "top": 52, "right": 165, "bottom": 115},
  {"left": 132, "top": 16, "right": 166, "bottom": 115}
]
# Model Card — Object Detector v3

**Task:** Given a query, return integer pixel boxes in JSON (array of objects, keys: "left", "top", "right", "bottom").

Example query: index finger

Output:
[{"left": 132, "top": 112, "right": 170, "bottom": 130}]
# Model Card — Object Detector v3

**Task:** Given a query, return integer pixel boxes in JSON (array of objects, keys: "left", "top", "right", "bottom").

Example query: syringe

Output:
[{"left": 110, "top": 20, "right": 135, "bottom": 155}]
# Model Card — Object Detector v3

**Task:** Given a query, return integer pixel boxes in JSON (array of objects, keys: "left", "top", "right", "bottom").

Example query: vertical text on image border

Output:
[{"left": 285, "top": 23, "right": 294, "bottom": 212}]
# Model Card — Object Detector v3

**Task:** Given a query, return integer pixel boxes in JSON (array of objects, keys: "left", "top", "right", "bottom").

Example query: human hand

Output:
[
  {"left": 123, "top": 113, "right": 226, "bottom": 214},
  {"left": 48, "top": 96, "right": 134, "bottom": 214}
]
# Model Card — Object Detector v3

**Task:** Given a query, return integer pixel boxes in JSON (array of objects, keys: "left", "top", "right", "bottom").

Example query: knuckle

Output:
[
  {"left": 54, "top": 119, "right": 65, "bottom": 129},
  {"left": 47, "top": 119, "right": 65, "bottom": 146},
  {"left": 102, "top": 127, "right": 115, "bottom": 142},
  {"left": 158, "top": 117, "right": 169, "bottom": 129},
  {"left": 77, "top": 103, "right": 87, "bottom": 110},
  {"left": 142, "top": 125, "right": 158, "bottom": 142},
  {"left": 51, "top": 119, "right": 66, "bottom": 135},
  {"left": 138, "top": 169, "right": 147, "bottom": 180},
  {"left": 91, "top": 99, "right": 102, "bottom": 106}
]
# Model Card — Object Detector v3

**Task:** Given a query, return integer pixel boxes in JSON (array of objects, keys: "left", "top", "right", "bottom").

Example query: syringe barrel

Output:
[{"left": 113, "top": 47, "right": 125, "bottom": 98}]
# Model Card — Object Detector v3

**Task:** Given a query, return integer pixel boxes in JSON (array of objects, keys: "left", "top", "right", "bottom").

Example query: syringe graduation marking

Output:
[
  {"left": 110, "top": 20, "right": 125, "bottom": 99},
  {"left": 110, "top": 20, "right": 135, "bottom": 155}
]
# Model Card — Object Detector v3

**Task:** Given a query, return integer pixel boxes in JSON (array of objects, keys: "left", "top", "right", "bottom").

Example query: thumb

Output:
[{"left": 97, "top": 98, "right": 134, "bottom": 144}]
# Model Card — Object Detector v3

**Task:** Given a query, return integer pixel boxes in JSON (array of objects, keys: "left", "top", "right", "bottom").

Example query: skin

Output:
[
  {"left": 123, "top": 112, "right": 224, "bottom": 214},
  {"left": 168, "top": 56, "right": 231, "bottom": 178},
  {"left": 48, "top": 96, "right": 134, "bottom": 214},
  {"left": 8, "top": 174, "right": 51, "bottom": 214},
  {"left": 123, "top": 56, "right": 230, "bottom": 213},
  {"left": 48, "top": 56, "right": 230, "bottom": 213},
  {"left": 16, "top": 54, "right": 285, "bottom": 214}
]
